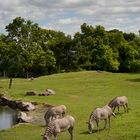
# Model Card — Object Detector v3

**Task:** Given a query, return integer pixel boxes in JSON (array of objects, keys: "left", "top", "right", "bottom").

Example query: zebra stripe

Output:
[
  {"left": 89, "top": 111, "right": 98, "bottom": 122},
  {"left": 44, "top": 122, "right": 55, "bottom": 138}
]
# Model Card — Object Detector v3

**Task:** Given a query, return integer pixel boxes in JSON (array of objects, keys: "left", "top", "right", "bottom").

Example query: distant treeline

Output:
[{"left": 0, "top": 17, "right": 140, "bottom": 78}]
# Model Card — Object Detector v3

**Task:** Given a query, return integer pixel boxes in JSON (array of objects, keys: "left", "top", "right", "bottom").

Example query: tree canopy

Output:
[{"left": 0, "top": 17, "right": 140, "bottom": 79}]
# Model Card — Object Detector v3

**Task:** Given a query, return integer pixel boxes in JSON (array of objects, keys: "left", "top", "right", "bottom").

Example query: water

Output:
[{"left": 0, "top": 106, "right": 17, "bottom": 130}]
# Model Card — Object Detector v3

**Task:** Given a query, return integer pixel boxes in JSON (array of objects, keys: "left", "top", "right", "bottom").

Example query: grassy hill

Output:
[{"left": 0, "top": 71, "right": 140, "bottom": 140}]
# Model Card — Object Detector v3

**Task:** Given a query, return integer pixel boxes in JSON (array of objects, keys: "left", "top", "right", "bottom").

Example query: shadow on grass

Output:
[
  {"left": 126, "top": 78, "right": 140, "bottom": 82},
  {"left": 80, "top": 128, "right": 105, "bottom": 135},
  {"left": 114, "top": 109, "right": 130, "bottom": 116},
  {"left": 115, "top": 112, "right": 125, "bottom": 116}
]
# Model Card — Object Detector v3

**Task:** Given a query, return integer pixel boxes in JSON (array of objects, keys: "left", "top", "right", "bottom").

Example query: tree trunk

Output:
[
  {"left": 9, "top": 78, "right": 13, "bottom": 89},
  {"left": 26, "top": 71, "right": 29, "bottom": 79},
  {"left": 3, "top": 71, "right": 6, "bottom": 78}
]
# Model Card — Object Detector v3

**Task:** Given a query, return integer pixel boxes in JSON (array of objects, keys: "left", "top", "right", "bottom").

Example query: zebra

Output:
[
  {"left": 44, "top": 105, "right": 67, "bottom": 126},
  {"left": 43, "top": 115, "right": 75, "bottom": 140},
  {"left": 87, "top": 105, "right": 115, "bottom": 134},
  {"left": 108, "top": 96, "right": 128, "bottom": 113}
]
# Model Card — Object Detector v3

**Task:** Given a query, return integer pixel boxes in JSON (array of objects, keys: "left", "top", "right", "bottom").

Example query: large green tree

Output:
[
  {"left": 74, "top": 23, "right": 119, "bottom": 71},
  {"left": 47, "top": 31, "right": 75, "bottom": 72},
  {"left": 5, "top": 17, "right": 56, "bottom": 77},
  {"left": 0, "top": 38, "right": 23, "bottom": 88}
]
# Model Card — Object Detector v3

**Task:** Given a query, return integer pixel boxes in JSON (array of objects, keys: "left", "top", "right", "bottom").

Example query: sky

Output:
[{"left": 0, "top": 0, "right": 140, "bottom": 36}]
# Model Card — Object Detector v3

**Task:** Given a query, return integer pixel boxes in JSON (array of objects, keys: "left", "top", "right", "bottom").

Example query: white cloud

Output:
[
  {"left": 59, "top": 18, "right": 73, "bottom": 25},
  {"left": 58, "top": 18, "right": 82, "bottom": 25}
]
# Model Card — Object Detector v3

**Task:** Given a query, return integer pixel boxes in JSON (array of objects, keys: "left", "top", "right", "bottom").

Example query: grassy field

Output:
[{"left": 0, "top": 71, "right": 140, "bottom": 140}]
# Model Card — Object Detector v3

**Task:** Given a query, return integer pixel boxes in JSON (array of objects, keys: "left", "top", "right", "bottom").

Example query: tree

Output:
[
  {"left": 123, "top": 32, "right": 136, "bottom": 42},
  {"left": 90, "top": 39, "right": 119, "bottom": 71},
  {"left": 108, "top": 29, "right": 126, "bottom": 50},
  {"left": 5, "top": 17, "right": 56, "bottom": 77},
  {"left": 118, "top": 43, "right": 139, "bottom": 72},
  {"left": 0, "top": 34, "right": 7, "bottom": 77},
  {"left": 74, "top": 23, "right": 119, "bottom": 71},
  {"left": 47, "top": 31, "right": 75, "bottom": 72},
  {"left": 0, "top": 41, "right": 23, "bottom": 88}
]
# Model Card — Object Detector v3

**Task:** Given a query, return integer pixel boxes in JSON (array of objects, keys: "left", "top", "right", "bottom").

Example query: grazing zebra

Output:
[
  {"left": 43, "top": 115, "right": 75, "bottom": 140},
  {"left": 44, "top": 105, "right": 67, "bottom": 126},
  {"left": 87, "top": 105, "right": 115, "bottom": 134},
  {"left": 108, "top": 96, "right": 128, "bottom": 113}
]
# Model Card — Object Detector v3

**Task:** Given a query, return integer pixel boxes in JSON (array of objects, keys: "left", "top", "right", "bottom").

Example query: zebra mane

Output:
[
  {"left": 89, "top": 108, "right": 97, "bottom": 122},
  {"left": 108, "top": 96, "right": 118, "bottom": 106},
  {"left": 89, "top": 111, "right": 93, "bottom": 120}
]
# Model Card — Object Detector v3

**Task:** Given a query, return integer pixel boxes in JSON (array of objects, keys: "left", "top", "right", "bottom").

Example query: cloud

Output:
[
  {"left": 58, "top": 18, "right": 82, "bottom": 25},
  {"left": 0, "top": 0, "right": 140, "bottom": 35}
]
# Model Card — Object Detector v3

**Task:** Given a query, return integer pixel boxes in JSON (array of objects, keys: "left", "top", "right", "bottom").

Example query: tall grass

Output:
[{"left": 0, "top": 71, "right": 140, "bottom": 140}]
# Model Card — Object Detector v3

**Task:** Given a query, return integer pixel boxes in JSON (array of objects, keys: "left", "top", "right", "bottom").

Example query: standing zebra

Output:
[
  {"left": 87, "top": 105, "right": 115, "bottom": 134},
  {"left": 108, "top": 96, "right": 128, "bottom": 113},
  {"left": 44, "top": 105, "right": 67, "bottom": 126},
  {"left": 43, "top": 115, "right": 75, "bottom": 140}
]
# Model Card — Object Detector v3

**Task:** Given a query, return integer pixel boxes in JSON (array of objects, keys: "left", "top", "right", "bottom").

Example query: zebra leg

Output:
[
  {"left": 95, "top": 120, "right": 99, "bottom": 131},
  {"left": 123, "top": 105, "right": 126, "bottom": 112},
  {"left": 125, "top": 103, "right": 128, "bottom": 112},
  {"left": 117, "top": 106, "right": 119, "bottom": 113},
  {"left": 68, "top": 127, "right": 74, "bottom": 140},
  {"left": 104, "top": 119, "right": 107, "bottom": 129},
  {"left": 108, "top": 117, "right": 110, "bottom": 128}
]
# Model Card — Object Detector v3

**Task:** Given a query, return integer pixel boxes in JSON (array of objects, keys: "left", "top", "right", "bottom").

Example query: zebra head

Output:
[
  {"left": 87, "top": 121, "right": 93, "bottom": 134},
  {"left": 43, "top": 135, "right": 50, "bottom": 140}
]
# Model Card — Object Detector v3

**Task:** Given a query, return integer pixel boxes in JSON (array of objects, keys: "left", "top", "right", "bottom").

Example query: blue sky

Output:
[{"left": 0, "top": 0, "right": 140, "bottom": 35}]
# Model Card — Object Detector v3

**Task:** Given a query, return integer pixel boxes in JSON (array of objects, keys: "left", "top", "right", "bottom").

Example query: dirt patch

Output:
[{"left": 27, "top": 104, "right": 51, "bottom": 126}]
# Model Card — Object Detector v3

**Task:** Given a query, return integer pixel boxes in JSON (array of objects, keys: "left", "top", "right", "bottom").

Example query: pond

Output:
[{"left": 0, "top": 106, "right": 17, "bottom": 130}]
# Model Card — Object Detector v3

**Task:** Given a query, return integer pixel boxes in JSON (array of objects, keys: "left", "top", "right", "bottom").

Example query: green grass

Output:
[{"left": 0, "top": 71, "right": 140, "bottom": 140}]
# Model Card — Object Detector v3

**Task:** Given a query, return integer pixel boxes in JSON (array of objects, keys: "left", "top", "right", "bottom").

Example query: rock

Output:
[
  {"left": 25, "top": 91, "right": 37, "bottom": 96},
  {"left": 17, "top": 111, "right": 33, "bottom": 123},
  {"left": 31, "top": 102, "right": 38, "bottom": 105},
  {"left": 0, "top": 95, "right": 12, "bottom": 106},
  {"left": 8, "top": 100, "right": 19, "bottom": 109},
  {"left": 40, "top": 92, "right": 50, "bottom": 96},
  {"left": 38, "top": 93, "right": 42, "bottom": 96},
  {"left": 28, "top": 77, "right": 34, "bottom": 80},
  {"left": 0, "top": 95, "right": 36, "bottom": 111},
  {"left": 39, "top": 89, "right": 56, "bottom": 96},
  {"left": 17, "top": 101, "right": 36, "bottom": 111},
  {"left": 0, "top": 95, "right": 11, "bottom": 102},
  {"left": 46, "top": 89, "right": 55, "bottom": 95}
]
